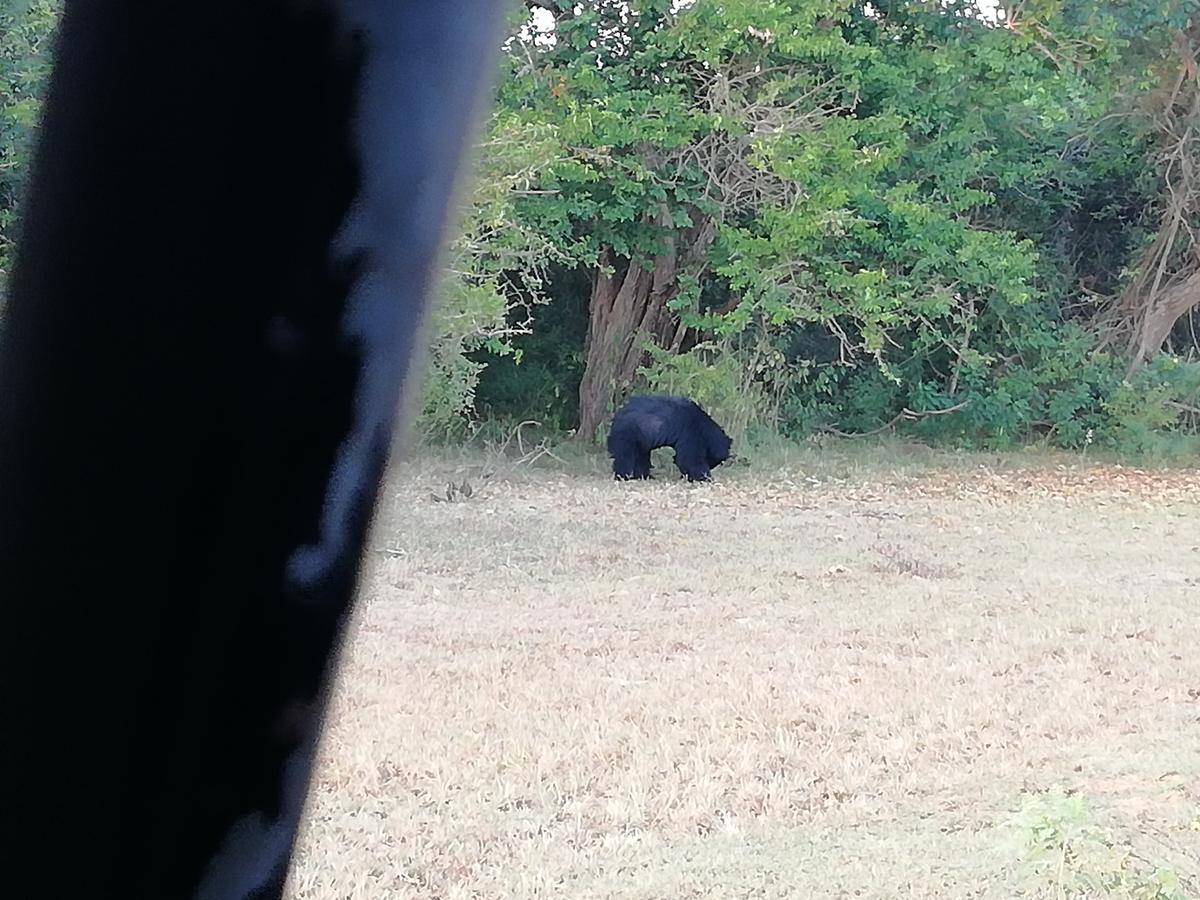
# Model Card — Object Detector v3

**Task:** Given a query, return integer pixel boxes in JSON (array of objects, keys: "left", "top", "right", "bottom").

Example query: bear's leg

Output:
[
  {"left": 613, "top": 453, "right": 637, "bottom": 480},
  {"left": 610, "top": 434, "right": 645, "bottom": 480},
  {"left": 672, "top": 436, "right": 711, "bottom": 482},
  {"left": 632, "top": 449, "right": 653, "bottom": 479}
]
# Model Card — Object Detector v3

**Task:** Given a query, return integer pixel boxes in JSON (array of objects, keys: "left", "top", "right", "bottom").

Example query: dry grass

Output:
[{"left": 286, "top": 447, "right": 1200, "bottom": 899}]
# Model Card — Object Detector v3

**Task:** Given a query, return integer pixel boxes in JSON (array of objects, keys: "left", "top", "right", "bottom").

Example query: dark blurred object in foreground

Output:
[{"left": 0, "top": 3, "right": 503, "bottom": 897}]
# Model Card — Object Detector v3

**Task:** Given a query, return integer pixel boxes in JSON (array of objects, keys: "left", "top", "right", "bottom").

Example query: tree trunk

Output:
[
  {"left": 1129, "top": 267, "right": 1200, "bottom": 367},
  {"left": 1111, "top": 25, "right": 1200, "bottom": 370},
  {"left": 575, "top": 207, "right": 715, "bottom": 442}
]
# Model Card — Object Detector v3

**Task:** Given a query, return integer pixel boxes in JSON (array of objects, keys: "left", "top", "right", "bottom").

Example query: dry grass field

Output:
[{"left": 286, "top": 444, "right": 1200, "bottom": 899}]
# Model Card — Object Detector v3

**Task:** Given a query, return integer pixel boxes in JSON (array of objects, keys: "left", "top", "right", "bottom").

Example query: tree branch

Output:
[{"left": 816, "top": 401, "right": 971, "bottom": 438}]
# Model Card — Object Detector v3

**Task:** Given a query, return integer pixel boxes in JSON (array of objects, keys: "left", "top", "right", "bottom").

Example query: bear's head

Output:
[{"left": 707, "top": 429, "right": 733, "bottom": 468}]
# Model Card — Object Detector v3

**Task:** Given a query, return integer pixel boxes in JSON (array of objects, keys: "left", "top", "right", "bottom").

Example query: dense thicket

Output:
[{"left": 4, "top": 1, "right": 1199, "bottom": 454}]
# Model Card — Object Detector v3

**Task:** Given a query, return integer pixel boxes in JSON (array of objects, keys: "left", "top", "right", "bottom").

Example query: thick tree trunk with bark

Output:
[
  {"left": 575, "top": 207, "right": 715, "bottom": 442},
  {"left": 1128, "top": 267, "right": 1200, "bottom": 366},
  {"left": 1110, "top": 25, "right": 1200, "bottom": 369}
]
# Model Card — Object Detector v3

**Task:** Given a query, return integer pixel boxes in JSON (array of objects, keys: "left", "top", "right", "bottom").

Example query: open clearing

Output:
[{"left": 287, "top": 447, "right": 1200, "bottom": 899}]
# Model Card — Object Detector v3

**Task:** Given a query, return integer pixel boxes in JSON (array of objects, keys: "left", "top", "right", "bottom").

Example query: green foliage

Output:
[
  {"left": 465, "top": 0, "right": 1197, "bottom": 455},
  {"left": 635, "top": 341, "right": 769, "bottom": 447},
  {"left": 417, "top": 112, "right": 585, "bottom": 439},
  {"left": 0, "top": 0, "right": 59, "bottom": 297},
  {"left": 1100, "top": 356, "right": 1200, "bottom": 458},
  {"left": 5, "top": 0, "right": 1192, "bottom": 455},
  {"left": 498, "top": 1, "right": 718, "bottom": 263},
  {"left": 702, "top": 2, "right": 1101, "bottom": 434},
  {"left": 473, "top": 263, "right": 591, "bottom": 433},
  {"left": 1007, "top": 788, "right": 1187, "bottom": 899}
]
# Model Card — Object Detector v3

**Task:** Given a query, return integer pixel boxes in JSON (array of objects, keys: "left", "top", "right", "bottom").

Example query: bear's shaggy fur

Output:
[{"left": 607, "top": 394, "right": 732, "bottom": 482}]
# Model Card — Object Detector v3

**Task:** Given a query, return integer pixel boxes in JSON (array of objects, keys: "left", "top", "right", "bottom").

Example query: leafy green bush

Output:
[
  {"left": 1006, "top": 788, "right": 1188, "bottom": 899},
  {"left": 472, "top": 264, "right": 592, "bottom": 435},
  {"left": 416, "top": 114, "right": 584, "bottom": 440},
  {"left": 634, "top": 341, "right": 766, "bottom": 449}
]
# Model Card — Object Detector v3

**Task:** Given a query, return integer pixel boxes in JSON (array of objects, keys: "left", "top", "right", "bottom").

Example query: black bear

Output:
[{"left": 607, "top": 394, "right": 733, "bottom": 482}]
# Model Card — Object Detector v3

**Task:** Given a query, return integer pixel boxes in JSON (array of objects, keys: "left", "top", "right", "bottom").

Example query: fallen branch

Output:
[
  {"left": 817, "top": 400, "right": 970, "bottom": 438},
  {"left": 491, "top": 419, "right": 542, "bottom": 460},
  {"left": 515, "top": 441, "right": 568, "bottom": 466},
  {"left": 1166, "top": 399, "right": 1200, "bottom": 416}
]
